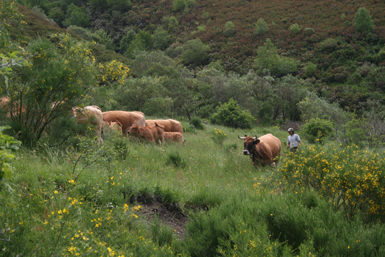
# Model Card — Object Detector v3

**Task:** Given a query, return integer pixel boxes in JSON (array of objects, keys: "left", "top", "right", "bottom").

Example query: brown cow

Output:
[
  {"left": 0, "top": 96, "right": 26, "bottom": 118},
  {"left": 102, "top": 120, "right": 123, "bottom": 132},
  {"left": 238, "top": 134, "right": 281, "bottom": 167},
  {"left": 164, "top": 132, "right": 183, "bottom": 143},
  {"left": 102, "top": 111, "right": 146, "bottom": 137},
  {"left": 128, "top": 123, "right": 165, "bottom": 144},
  {"left": 72, "top": 105, "right": 103, "bottom": 143},
  {"left": 145, "top": 119, "right": 183, "bottom": 134}
]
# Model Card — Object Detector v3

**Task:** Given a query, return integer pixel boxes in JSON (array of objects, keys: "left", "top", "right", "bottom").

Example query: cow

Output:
[
  {"left": 72, "top": 105, "right": 104, "bottom": 143},
  {"left": 128, "top": 123, "right": 165, "bottom": 144},
  {"left": 103, "top": 120, "right": 123, "bottom": 132},
  {"left": 238, "top": 134, "right": 281, "bottom": 167},
  {"left": 0, "top": 96, "right": 26, "bottom": 118},
  {"left": 164, "top": 132, "right": 184, "bottom": 143},
  {"left": 102, "top": 111, "right": 146, "bottom": 137},
  {"left": 145, "top": 119, "right": 183, "bottom": 134}
]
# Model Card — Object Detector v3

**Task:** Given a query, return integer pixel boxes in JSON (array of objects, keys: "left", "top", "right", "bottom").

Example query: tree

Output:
[
  {"left": 255, "top": 18, "right": 269, "bottom": 35},
  {"left": 119, "top": 30, "right": 136, "bottom": 54},
  {"left": 224, "top": 21, "right": 235, "bottom": 36},
  {"left": 172, "top": 0, "right": 186, "bottom": 12},
  {"left": 181, "top": 38, "right": 211, "bottom": 67},
  {"left": 152, "top": 27, "right": 172, "bottom": 51},
  {"left": 62, "top": 4, "right": 90, "bottom": 28},
  {"left": 354, "top": 7, "right": 374, "bottom": 33}
]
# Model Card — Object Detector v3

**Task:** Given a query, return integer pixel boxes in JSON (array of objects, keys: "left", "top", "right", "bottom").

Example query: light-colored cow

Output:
[
  {"left": 128, "top": 123, "right": 165, "bottom": 144},
  {"left": 164, "top": 132, "right": 183, "bottom": 143},
  {"left": 145, "top": 119, "right": 183, "bottom": 134},
  {"left": 72, "top": 105, "right": 104, "bottom": 143},
  {"left": 102, "top": 111, "right": 146, "bottom": 137}
]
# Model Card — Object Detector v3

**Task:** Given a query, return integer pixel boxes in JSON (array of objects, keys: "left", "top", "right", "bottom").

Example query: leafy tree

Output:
[
  {"left": 302, "top": 118, "right": 334, "bottom": 144},
  {"left": 290, "top": 23, "right": 301, "bottom": 35},
  {"left": 162, "top": 16, "right": 179, "bottom": 33},
  {"left": 210, "top": 98, "right": 255, "bottom": 129},
  {"left": 47, "top": 7, "right": 66, "bottom": 27},
  {"left": 255, "top": 18, "right": 268, "bottom": 35},
  {"left": 4, "top": 34, "right": 99, "bottom": 146},
  {"left": 354, "top": 7, "right": 374, "bottom": 33},
  {"left": 119, "top": 30, "right": 136, "bottom": 54},
  {"left": 89, "top": 0, "right": 109, "bottom": 13},
  {"left": 172, "top": 0, "right": 186, "bottom": 12},
  {"left": 224, "top": 21, "right": 235, "bottom": 36},
  {"left": 181, "top": 38, "right": 211, "bottom": 67},
  {"left": 107, "top": 0, "right": 132, "bottom": 12},
  {"left": 62, "top": 4, "right": 90, "bottom": 28},
  {"left": 153, "top": 27, "right": 172, "bottom": 50},
  {"left": 253, "top": 39, "right": 298, "bottom": 77}
]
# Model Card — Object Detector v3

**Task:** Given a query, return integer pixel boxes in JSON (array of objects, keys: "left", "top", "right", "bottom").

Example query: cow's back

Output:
[
  {"left": 164, "top": 132, "right": 183, "bottom": 143},
  {"left": 146, "top": 120, "right": 172, "bottom": 132},
  {"left": 103, "top": 111, "right": 145, "bottom": 135},
  {"left": 259, "top": 133, "right": 282, "bottom": 160},
  {"left": 168, "top": 119, "right": 183, "bottom": 134}
]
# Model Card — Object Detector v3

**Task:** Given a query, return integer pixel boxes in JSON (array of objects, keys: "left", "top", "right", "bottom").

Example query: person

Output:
[{"left": 287, "top": 128, "right": 301, "bottom": 152}]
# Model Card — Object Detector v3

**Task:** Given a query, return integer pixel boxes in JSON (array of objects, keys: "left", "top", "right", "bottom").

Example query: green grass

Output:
[{"left": 1, "top": 124, "right": 385, "bottom": 256}]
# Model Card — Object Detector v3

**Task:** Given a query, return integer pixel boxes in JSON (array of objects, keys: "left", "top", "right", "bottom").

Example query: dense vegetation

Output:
[{"left": 1, "top": 0, "right": 385, "bottom": 256}]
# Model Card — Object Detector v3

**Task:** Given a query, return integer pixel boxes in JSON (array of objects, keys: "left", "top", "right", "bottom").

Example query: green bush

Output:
[
  {"left": 304, "top": 27, "right": 315, "bottom": 34},
  {"left": 302, "top": 118, "right": 334, "bottom": 144},
  {"left": 180, "top": 38, "right": 211, "bottom": 67},
  {"left": 210, "top": 98, "right": 255, "bottom": 129},
  {"left": 290, "top": 23, "right": 301, "bottom": 35},
  {"left": 0, "top": 126, "right": 20, "bottom": 188},
  {"left": 166, "top": 152, "right": 186, "bottom": 168},
  {"left": 189, "top": 117, "right": 205, "bottom": 130},
  {"left": 354, "top": 7, "right": 374, "bottom": 33},
  {"left": 172, "top": 0, "right": 186, "bottom": 12},
  {"left": 255, "top": 18, "right": 269, "bottom": 35},
  {"left": 224, "top": 21, "right": 235, "bottom": 36}
]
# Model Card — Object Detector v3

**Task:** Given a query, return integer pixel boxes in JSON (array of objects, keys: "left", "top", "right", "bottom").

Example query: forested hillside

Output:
[{"left": 2, "top": 0, "right": 385, "bottom": 148}]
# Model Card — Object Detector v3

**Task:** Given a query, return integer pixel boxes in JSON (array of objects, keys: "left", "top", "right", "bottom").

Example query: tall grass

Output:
[{"left": 1, "top": 124, "right": 385, "bottom": 256}]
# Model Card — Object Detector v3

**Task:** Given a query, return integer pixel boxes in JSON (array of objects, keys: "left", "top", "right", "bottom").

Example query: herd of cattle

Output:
[{"left": 0, "top": 98, "right": 282, "bottom": 168}]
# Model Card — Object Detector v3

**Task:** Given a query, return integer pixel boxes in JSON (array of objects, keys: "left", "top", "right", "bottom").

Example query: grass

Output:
[{"left": 1, "top": 123, "right": 385, "bottom": 256}]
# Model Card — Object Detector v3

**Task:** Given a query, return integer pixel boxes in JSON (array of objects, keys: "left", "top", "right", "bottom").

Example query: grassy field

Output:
[{"left": 1, "top": 122, "right": 385, "bottom": 256}]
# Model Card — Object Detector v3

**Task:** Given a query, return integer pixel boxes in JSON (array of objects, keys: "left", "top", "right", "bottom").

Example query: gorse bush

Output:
[
  {"left": 302, "top": 118, "right": 334, "bottom": 144},
  {"left": 277, "top": 143, "right": 385, "bottom": 222},
  {"left": 210, "top": 128, "right": 227, "bottom": 146},
  {"left": 189, "top": 117, "right": 204, "bottom": 130},
  {"left": 0, "top": 126, "right": 20, "bottom": 188},
  {"left": 210, "top": 98, "right": 255, "bottom": 129}
]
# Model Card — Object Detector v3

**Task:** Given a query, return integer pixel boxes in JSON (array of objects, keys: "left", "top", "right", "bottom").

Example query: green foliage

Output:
[
  {"left": 172, "top": 0, "right": 186, "bottom": 12},
  {"left": 197, "top": 25, "right": 206, "bottom": 32},
  {"left": 67, "top": 26, "right": 115, "bottom": 50},
  {"left": 255, "top": 18, "right": 269, "bottom": 35},
  {"left": 150, "top": 217, "right": 174, "bottom": 247},
  {"left": 165, "top": 152, "right": 186, "bottom": 168},
  {"left": 210, "top": 98, "right": 255, "bottom": 129},
  {"left": 304, "top": 27, "right": 315, "bottom": 34},
  {"left": 340, "top": 116, "right": 368, "bottom": 148},
  {"left": 47, "top": 7, "right": 66, "bottom": 27},
  {"left": 107, "top": 0, "right": 132, "bottom": 12},
  {"left": 119, "top": 30, "right": 136, "bottom": 54},
  {"left": 62, "top": 4, "right": 90, "bottom": 28},
  {"left": 162, "top": 16, "right": 179, "bottom": 33},
  {"left": 152, "top": 27, "right": 172, "bottom": 50},
  {"left": 224, "top": 21, "right": 235, "bottom": 36},
  {"left": 354, "top": 7, "right": 374, "bottom": 33},
  {"left": 290, "top": 23, "right": 301, "bottom": 35},
  {"left": 253, "top": 39, "right": 298, "bottom": 77},
  {"left": 302, "top": 118, "right": 334, "bottom": 144},
  {"left": 189, "top": 117, "right": 205, "bottom": 130},
  {"left": 210, "top": 128, "right": 227, "bottom": 146},
  {"left": 4, "top": 34, "right": 99, "bottom": 146},
  {"left": 304, "top": 62, "right": 317, "bottom": 76},
  {"left": 180, "top": 38, "right": 211, "bottom": 67},
  {"left": 0, "top": 126, "right": 21, "bottom": 188},
  {"left": 318, "top": 38, "right": 338, "bottom": 52},
  {"left": 186, "top": 0, "right": 196, "bottom": 8}
]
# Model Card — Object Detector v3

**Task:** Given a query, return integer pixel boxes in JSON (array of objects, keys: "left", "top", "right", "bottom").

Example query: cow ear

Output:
[{"left": 253, "top": 139, "right": 260, "bottom": 145}]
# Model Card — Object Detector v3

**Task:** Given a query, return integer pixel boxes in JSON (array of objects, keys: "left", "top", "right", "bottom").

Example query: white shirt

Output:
[{"left": 288, "top": 134, "right": 301, "bottom": 148}]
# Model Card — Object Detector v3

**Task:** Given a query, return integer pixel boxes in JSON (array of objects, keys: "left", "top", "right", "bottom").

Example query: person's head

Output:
[{"left": 288, "top": 128, "right": 294, "bottom": 135}]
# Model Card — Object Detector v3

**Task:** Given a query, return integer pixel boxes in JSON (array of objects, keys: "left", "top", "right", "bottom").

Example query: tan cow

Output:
[
  {"left": 145, "top": 119, "right": 183, "bottom": 134},
  {"left": 102, "top": 120, "right": 123, "bottom": 132},
  {"left": 72, "top": 105, "right": 104, "bottom": 143},
  {"left": 128, "top": 123, "right": 165, "bottom": 144},
  {"left": 238, "top": 133, "right": 281, "bottom": 167},
  {"left": 164, "top": 132, "right": 183, "bottom": 143},
  {"left": 102, "top": 111, "right": 146, "bottom": 137}
]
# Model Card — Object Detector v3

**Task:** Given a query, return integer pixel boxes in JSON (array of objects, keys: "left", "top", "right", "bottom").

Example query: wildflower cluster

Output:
[
  {"left": 276, "top": 144, "right": 385, "bottom": 221},
  {"left": 211, "top": 128, "right": 227, "bottom": 146},
  {"left": 98, "top": 60, "right": 130, "bottom": 85}
]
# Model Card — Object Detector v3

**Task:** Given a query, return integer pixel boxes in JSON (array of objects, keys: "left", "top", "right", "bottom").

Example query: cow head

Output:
[
  {"left": 128, "top": 124, "right": 139, "bottom": 135},
  {"left": 238, "top": 135, "right": 260, "bottom": 158}
]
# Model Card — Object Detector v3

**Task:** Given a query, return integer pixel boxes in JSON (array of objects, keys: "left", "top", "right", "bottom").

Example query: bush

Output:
[
  {"left": 224, "top": 21, "right": 235, "bottom": 36},
  {"left": 354, "top": 7, "right": 374, "bottom": 33},
  {"left": 304, "top": 27, "right": 315, "bottom": 34},
  {"left": 290, "top": 23, "right": 301, "bottom": 35},
  {"left": 189, "top": 117, "right": 204, "bottom": 130},
  {"left": 172, "top": 0, "right": 186, "bottom": 12},
  {"left": 255, "top": 18, "right": 269, "bottom": 35},
  {"left": 210, "top": 98, "right": 255, "bottom": 129},
  {"left": 165, "top": 152, "right": 186, "bottom": 168},
  {"left": 180, "top": 38, "right": 211, "bottom": 67},
  {"left": 302, "top": 118, "right": 334, "bottom": 144},
  {"left": 210, "top": 128, "right": 227, "bottom": 146},
  {"left": 305, "top": 62, "right": 317, "bottom": 77}
]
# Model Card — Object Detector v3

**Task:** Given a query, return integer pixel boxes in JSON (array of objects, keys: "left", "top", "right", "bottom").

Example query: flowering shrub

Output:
[
  {"left": 210, "top": 128, "right": 227, "bottom": 146},
  {"left": 277, "top": 144, "right": 385, "bottom": 222}
]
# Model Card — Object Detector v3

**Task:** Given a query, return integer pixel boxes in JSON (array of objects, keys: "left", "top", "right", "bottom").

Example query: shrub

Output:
[
  {"left": 210, "top": 98, "right": 255, "bottom": 129},
  {"left": 304, "top": 27, "right": 315, "bottom": 35},
  {"left": 255, "top": 18, "right": 269, "bottom": 35},
  {"left": 224, "top": 21, "right": 235, "bottom": 36},
  {"left": 0, "top": 126, "right": 20, "bottom": 188},
  {"left": 189, "top": 117, "right": 205, "bottom": 130},
  {"left": 354, "top": 7, "right": 374, "bottom": 33},
  {"left": 197, "top": 25, "right": 206, "bottom": 32},
  {"left": 162, "top": 16, "right": 179, "bottom": 33},
  {"left": 290, "top": 23, "right": 301, "bottom": 35},
  {"left": 166, "top": 152, "right": 186, "bottom": 168},
  {"left": 172, "top": 0, "right": 186, "bottom": 12},
  {"left": 305, "top": 62, "right": 317, "bottom": 77},
  {"left": 210, "top": 128, "right": 227, "bottom": 146},
  {"left": 302, "top": 118, "right": 334, "bottom": 144},
  {"left": 318, "top": 38, "right": 338, "bottom": 52},
  {"left": 180, "top": 38, "right": 211, "bottom": 67},
  {"left": 186, "top": 0, "right": 196, "bottom": 7}
]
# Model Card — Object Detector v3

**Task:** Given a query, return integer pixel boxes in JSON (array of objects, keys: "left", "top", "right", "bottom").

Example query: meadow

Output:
[{"left": 1, "top": 121, "right": 385, "bottom": 256}]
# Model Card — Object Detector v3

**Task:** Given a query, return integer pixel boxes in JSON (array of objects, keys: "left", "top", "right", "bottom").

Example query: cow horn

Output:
[{"left": 238, "top": 135, "right": 245, "bottom": 140}]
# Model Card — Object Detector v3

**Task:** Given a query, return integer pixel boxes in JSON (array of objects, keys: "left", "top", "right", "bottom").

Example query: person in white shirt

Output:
[{"left": 287, "top": 128, "right": 301, "bottom": 152}]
